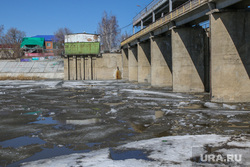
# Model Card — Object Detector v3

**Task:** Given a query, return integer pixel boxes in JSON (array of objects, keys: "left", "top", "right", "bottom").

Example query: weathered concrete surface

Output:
[
  {"left": 64, "top": 57, "right": 69, "bottom": 80},
  {"left": 128, "top": 46, "right": 138, "bottom": 82},
  {"left": 150, "top": 34, "right": 172, "bottom": 87},
  {"left": 94, "top": 53, "right": 122, "bottom": 80},
  {"left": 210, "top": 11, "right": 250, "bottom": 102},
  {"left": 138, "top": 41, "right": 151, "bottom": 83},
  {"left": 77, "top": 57, "right": 82, "bottom": 80},
  {"left": 172, "top": 27, "right": 206, "bottom": 92},
  {"left": 0, "top": 60, "right": 64, "bottom": 79},
  {"left": 69, "top": 56, "right": 77, "bottom": 80},
  {"left": 121, "top": 48, "right": 129, "bottom": 80}
]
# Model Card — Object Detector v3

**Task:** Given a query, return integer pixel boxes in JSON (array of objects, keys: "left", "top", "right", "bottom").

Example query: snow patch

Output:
[
  {"left": 22, "top": 135, "right": 249, "bottom": 167},
  {"left": 121, "top": 89, "right": 187, "bottom": 99},
  {"left": 204, "top": 102, "right": 220, "bottom": 109},
  {"left": 106, "top": 108, "right": 117, "bottom": 114},
  {"left": 222, "top": 104, "right": 238, "bottom": 110}
]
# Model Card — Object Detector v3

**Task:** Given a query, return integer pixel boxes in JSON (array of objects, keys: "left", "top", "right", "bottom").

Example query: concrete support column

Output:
[
  {"left": 81, "top": 56, "right": 85, "bottom": 80},
  {"left": 150, "top": 34, "right": 172, "bottom": 87},
  {"left": 138, "top": 41, "right": 151, "bottom": 83},
  {"left": 210, "top": 11, "right": 250, "bottom": 102},
  {"left": 128, "top": 45, "right": 138, "bottom": 82},
  {"left": 64, "top": 56, "right": 69, "bottom": 80},
  {"left": 69, "top": 55, "right": 77, "bottom": 80},
  {"left": 85, "top": 56, "right": 91, "bottom": 80},
  {"left": 122, "top": 48, "right": 129, "bottom": 80},
  {"left": 172, "top": 27, "right": 207, "bottom": 92},
  {"left": 77, "top": 56, "right": 81, "bottom": 80},
  {"left": 92, "top": 56, "right": 96, "bottom": 80},
  {"left": 141, "top": 20, "right": 144, "bottom": 30}
]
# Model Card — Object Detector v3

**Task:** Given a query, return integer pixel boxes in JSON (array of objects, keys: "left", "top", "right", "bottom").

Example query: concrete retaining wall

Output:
[
  {"left": 0, "top": 60, "right": 64, "bottom": 79},
  {"left": 94, "top": 53, "right": 122, "bottom": 80}
]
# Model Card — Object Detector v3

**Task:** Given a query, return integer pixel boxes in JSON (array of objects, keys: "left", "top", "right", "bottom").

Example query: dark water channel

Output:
[{"left": 0, "top": 80, "right": 249, "bottom": 166}]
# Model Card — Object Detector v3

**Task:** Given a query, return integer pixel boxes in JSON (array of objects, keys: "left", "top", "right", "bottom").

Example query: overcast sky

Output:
[{"left": 0, "top": 0, "right": 153, "bottom": 36}]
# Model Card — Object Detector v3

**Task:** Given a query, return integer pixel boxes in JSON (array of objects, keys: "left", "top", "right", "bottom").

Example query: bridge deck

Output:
[{"left": 122, "top": 0, "right": 208, "bottom": 46}]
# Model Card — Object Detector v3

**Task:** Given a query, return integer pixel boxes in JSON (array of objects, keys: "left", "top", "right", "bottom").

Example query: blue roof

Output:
[{"left": 32, "top": 35, "right": 57, "bottom": 42}]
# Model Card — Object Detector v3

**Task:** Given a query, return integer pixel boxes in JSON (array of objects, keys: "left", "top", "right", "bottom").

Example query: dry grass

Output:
[{"left": 0, "top": 75, "right": 45, "bottom": 80}]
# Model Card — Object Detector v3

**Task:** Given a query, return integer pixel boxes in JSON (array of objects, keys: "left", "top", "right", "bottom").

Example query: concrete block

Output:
[{"left": 0, "top": 62, "right": 8, "bottom": 72}]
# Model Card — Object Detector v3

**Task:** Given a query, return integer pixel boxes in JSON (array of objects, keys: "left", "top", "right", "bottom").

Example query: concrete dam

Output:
[{"left": 120, "top": 0, "right": 250, "bottom": 103}]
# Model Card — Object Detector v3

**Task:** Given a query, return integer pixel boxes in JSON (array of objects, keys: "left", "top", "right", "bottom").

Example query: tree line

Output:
[
  {"left": 0, "top": 26, "right": 26, "bottom": 58},
  {"left": 0, "top": 11, "right": 130, "bottom": 59}
]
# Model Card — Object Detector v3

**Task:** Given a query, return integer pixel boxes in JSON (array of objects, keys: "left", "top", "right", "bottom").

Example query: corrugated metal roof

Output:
[
  {"left": 32, "top": 35, "right": 56, "bottom": 42},
  {"left": 21, "top": 37, "right": 45, "bottom": 48}
]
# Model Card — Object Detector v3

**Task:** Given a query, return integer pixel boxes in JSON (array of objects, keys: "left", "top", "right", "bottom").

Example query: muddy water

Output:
[{"left": 0, "top": 80, "right": 249, "bottom": 166}]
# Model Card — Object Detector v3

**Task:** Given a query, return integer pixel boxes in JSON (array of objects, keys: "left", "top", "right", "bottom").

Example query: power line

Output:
[{"left": 97, "top": 22, "right": 133, "bottom": 37}]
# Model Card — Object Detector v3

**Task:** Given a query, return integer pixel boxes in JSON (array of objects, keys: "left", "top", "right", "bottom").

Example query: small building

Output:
[
  {"left": 32, "top": 35, "right": 56, "bottom": 51},
  {"left": 20, "top": 35, "right": 57, "bottom": 57}
]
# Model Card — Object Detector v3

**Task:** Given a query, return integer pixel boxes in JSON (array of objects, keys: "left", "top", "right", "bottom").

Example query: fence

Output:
[{"left": 133, "top": 0, "right": 167, "bottom": 25}]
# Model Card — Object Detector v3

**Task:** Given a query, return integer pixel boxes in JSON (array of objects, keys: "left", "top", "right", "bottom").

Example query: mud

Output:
[{"left": 0, "top": 80, "right": 249, "bottom": 166}]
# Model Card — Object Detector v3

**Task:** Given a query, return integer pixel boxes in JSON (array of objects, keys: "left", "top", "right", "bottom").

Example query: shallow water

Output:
[{"left": 0, "top": 80, "right": 249, "bottom": 166}]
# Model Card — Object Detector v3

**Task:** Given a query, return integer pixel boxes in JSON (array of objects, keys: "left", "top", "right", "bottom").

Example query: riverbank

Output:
[{"left": 0, "top": 59, "right": 64, "bottom": 80}]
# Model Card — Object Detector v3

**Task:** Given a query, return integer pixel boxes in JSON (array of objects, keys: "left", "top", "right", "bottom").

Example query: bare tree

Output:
[
  {"left": 1, "top": 27, "right": 26, "bottom": 58},
  {"left": 98, "top": 11, "right": 120, "bottom": 52},
  {"left": 54, "top": 27, "right": 72, "bottom": 49}
]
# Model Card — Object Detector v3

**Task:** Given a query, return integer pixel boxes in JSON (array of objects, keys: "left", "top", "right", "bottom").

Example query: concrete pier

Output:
[
  {"left": 122, "top": 48, "right": 129, "bottom": 80},
  {"left": 69, "top": 56, "right": 77, "bottom": 80},
  {"left": 128, "top": 45, "right": 138, "bottom": 82},
  {"left": 64, "top": 57, "right": 69, "bottom": 80},
  {"left": 77, "top": 57, "right": 82, "bottom": 80},
  {"left": 150, "top": 34, "right": 172, "bottom": 87},
  {"left": 172, "top": 27, "right": 206, "bottom": 92},
  {"left": 138, "top": 40, "right": 151, "bottom": 83},
  {"left": 210, "top": 11, "right": 250, "bottom": 102}
]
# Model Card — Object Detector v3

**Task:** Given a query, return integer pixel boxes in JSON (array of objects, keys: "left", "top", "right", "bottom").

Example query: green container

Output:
[{"left": 65, "top": 42, "right": 100, "bottom": 55}]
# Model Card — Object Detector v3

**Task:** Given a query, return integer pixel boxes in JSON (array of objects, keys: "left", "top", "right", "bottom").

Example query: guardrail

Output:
[
  {"left": 133, "top": 0, "right": 167, "bottom": 26},
  {"left": 122, "top": 0, "right": 207, "bottom": 46}
]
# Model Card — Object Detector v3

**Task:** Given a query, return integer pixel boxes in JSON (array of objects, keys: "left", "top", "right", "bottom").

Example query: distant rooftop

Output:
[{"left": 32, "top": 35, "right": 57, "bottom": 42}]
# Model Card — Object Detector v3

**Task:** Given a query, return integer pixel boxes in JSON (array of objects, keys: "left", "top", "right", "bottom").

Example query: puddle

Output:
[
  {"left": 0, "top": 136, "right": 46, "bottom": 148},
  {"left": 8, "top": 145, "right": 90, "bottom": 167},
  {"left": 29, "top": 116, "right": 58, "bottom": 124},
  {"left": 66, "top": 118, "right": 102, "bottom": 125},
  {"left": 109, "top": 148, "right": 153, "bottom": 161},
  {"left": 86, "top": 142, "right": 102, "bottom": 147}
]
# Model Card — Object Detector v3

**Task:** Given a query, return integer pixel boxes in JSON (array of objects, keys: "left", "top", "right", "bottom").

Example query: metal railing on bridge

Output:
[
  {"left": 133, "top": 0, "right": 168, "bottom": 26},
  {"left": 122, "top": 0, "right": 207, "bottom": 46}
]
